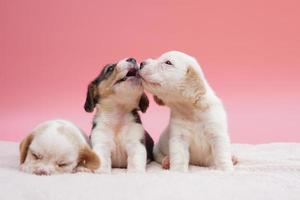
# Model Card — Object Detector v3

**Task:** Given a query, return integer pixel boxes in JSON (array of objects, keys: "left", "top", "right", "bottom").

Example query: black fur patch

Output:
[
  {"left": 142, "top": 131, "right": 154, "bottom": 162},
  {"left": 138, "top": 93, "right": 149, "bottom": 113},
  {"left": 131, "top": 109, "right": 142, "bottom": 124},
  {"left": 132, "top": 109, "right": 154, "bottom": 161},
  {"left": 92, "top": 121, "right": 97, "bottom": 130},
  {"left": 84, "top": 63, "right": 116, "bottom": 113},
  {"left": 92, "top": 63, "right": 116, "bottom": 85}
]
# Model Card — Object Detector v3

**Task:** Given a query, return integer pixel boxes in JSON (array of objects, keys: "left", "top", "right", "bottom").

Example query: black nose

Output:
[
  {"left": 140, "top": 61, "right": 146, "bottom": 69},
  {"left": 126, "top": 58, "right": 136, "bottom": 64}
]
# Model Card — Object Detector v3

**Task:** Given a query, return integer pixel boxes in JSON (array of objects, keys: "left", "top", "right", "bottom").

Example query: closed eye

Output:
[
  {"left": 31, "top": 151, "right": 42, "bottom": 160},
  {"left": 57, "top": 162, "right": 71, "bottom": 168}
]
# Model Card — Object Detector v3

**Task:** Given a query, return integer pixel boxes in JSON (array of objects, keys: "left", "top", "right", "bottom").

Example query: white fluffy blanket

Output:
[{"left": 1, "top": 141, "right": 300, "bottom": 200}]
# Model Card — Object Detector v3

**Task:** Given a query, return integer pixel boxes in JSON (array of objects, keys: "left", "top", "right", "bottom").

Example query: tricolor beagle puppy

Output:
[{"left": 84, "top": 58, "right": 154, "bottom": 173}]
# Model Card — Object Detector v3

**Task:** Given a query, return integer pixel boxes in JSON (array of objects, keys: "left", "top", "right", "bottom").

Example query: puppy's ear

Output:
[
  {"left": 186, "top": 67, "right": 206, "bottom": 96},
  {"left": 19, "top": 133, "right": 34, "bottom": 164},
  {"left": 138, "top": 93, "right": 149, "bottom": 113},
  {"left": 78, "top": 146, "right": 100, "bottom": 171},
  {"left": 153, "top": 95, "right": 165, "bottom": 106},
  {"left": 84, "top": 83, "right": 98, "bottom": 112}
]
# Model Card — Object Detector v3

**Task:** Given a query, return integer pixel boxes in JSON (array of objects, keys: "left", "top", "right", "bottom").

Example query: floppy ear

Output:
[
  {"left": 78, "top": 146, "right": 100, "bottom": 171},
  {"left": 19, "top": 133, "right": 34, "bottom": 164},
  {"left": 153, "top": 95, "right": 165, "bottom": 106},
  {"left": 138, "top": 92, "right": 149, "bottom": 113},
  {"left": 186, "top": 67, "right": 206, "bottom": 96},
  {"left": 84, "top": 83, "right": 98, "bottom": 112}
]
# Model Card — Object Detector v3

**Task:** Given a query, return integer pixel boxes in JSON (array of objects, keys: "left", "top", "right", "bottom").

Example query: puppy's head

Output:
[
  {"left": 19, "top": 121, "right": 100, "bottom": 175},
  {"left": 84, "top": 58, "right": 149, "bottom": 113},
  {"left": 139, "top": 51, "right": 207, "bottom": 105}
]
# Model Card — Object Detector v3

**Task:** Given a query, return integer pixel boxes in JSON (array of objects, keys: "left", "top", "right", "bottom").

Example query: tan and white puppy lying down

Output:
[
  {"left": 139, "top": 51, "right": 236, "bottom": 172},
  {"left": 84, "top": 58, "right": 154, "bottom": 173},
  {"left": 19, "top": 119, "right": 100, "bottom": 175}
]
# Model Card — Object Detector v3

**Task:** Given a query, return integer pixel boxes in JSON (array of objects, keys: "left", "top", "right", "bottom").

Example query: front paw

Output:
[
  {"left": 73, "top": 166, "right": 93, "bottom": 173},
  {"left": 162, "top": 156, "right": 170, "bottom": 169},
  {"left": 169, "top": 157, "right": 189, "bottom": 172},
  {"left": 94, "top": 167, "right": 111, "bottom": 174},
  {"left": 170, "top": 166, "right": 189, "bottom": 172},
  {"left": 127, "top": 168, "right": 146, "bottom": 173},
  {"left": 215, "top": 163, "right": 234, "bottom": 171}
]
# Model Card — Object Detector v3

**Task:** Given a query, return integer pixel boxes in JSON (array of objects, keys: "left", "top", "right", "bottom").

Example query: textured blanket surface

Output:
[{"left": 1, "top": 141, "right": 300, "bottom": 200}]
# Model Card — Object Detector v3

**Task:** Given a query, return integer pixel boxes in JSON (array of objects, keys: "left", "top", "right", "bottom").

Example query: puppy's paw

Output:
[
  {"left": 162, "top": 156, "right": 170, "bottom": 169},
  {"left": 73, "top": 166, "right": 93, "bottom": 173},
  {"left": 94, "top": 167, "right": 111, "bottom": 174},
  {"left": 215, "top": 163, "right": 234, "bottom": 171},
  {"left": 127, "top": 168, "right": 146, "bottom": 173}
]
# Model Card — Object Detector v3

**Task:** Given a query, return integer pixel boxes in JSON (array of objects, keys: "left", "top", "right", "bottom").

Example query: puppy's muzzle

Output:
[
  {"left": 115, "top": 58, "right": 139, "bottom": 84},
  {"left": 126, "top": 57, "right": 136, "bottom": 64}
]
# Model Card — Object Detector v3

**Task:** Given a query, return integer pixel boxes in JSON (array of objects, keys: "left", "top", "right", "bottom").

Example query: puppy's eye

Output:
[
  {"left": 31, "top": 152, "right": 42, "bottom": 160},
  {"left": 57, "top": 162, "right": 70, "bottom": 167},
  {"left": 165, "top": 60, "right": 172, "bottom": 65},
  {"left": 106, "top": 66, "right": 114, "bottom": 73}
]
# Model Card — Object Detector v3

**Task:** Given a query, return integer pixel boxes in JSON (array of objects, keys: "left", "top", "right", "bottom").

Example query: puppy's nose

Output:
[
  {"left": 34, "top": 169, "right": 49, "bottom": 176},
  {"left": 140, "top": 61, "right": 146, "bottom": 69},
  {"left": 126, "top": 58, "right": 136, "bottom": 64}
]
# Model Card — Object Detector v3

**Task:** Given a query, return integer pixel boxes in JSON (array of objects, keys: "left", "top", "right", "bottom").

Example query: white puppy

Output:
[
  {"left": 84, "top": 58, "right": 154, "bottom": 173},
  {"left": 139, "top": 51, "right": 234, "bottom": 172},
  {"left": 19, "top": 119, "right": 100, "bottom": 175}
]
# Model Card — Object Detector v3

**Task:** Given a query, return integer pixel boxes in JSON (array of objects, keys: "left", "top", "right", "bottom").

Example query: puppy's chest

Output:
[
  {"left": 110, "top": 124, "right": 130, "bottom": 168},
  {"left": 110, "top": 122, "right": 144, "bottom": 168},
  {"left": 187, "top": 121, "right": 214, "bottom": 166}
]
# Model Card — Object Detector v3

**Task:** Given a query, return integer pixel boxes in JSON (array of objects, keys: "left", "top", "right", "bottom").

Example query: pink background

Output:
[{"left": 1, "top": 0, "right": 300, "bottom": 143}]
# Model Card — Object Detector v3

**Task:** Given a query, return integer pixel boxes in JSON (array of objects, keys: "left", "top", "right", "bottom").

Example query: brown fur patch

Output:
[
  {"left": 19, "top": 133, "right": 34, "bottom": 164},
  {"left": 78, "top": 146, "right": 100, "bottom": 171},
  {"left": 97, "top": 69, "right": 118, "bottom": 98},
  {"left": 84, "top": 67, "right": 119, "bottom": 112},
  {"left": 153, "top": 95, "right": 165, "bottom": 106},
  {"left": 185, "top": 67, "right": 208, "bottom": 110}
]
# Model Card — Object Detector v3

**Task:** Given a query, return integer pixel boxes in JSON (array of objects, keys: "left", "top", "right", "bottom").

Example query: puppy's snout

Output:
[
  {"left": 34, "top": 169, "right": 50, "bottom": 176},
  {"left": 126, "top": 58, "right": 136, "bottom": 64},
  {"left": 140, "top": 61, "right": 146, "bottom": 69}
]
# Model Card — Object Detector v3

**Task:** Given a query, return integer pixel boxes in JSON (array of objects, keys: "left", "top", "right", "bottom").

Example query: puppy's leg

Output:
[
  {"left": 73, "top": 166, "right": 93, "bottom": 173},
  {"left": 153, "top": 145, "right": 165, "bottom": 164},
  {"left": 92, "top": 143, "right": 112, "bottom": 173},
  {"left": 161, "top": 155, "right": 170, "bottom": 169},
  {"left": 209, "top": 133, "right": 233, "bottom": 171},
  {"left": 153, "top": 128, "right": 170, "bottom": 169},
  {"left": 91, "top": 129, "right": 113, "bottom": 173},
  {"left": 126, "top": 142, "right": 147, "bottom": 172},
  {"left": 153, "top": 145, "right": 170, "bottom": 169},
  {"left": 169, "top": 124, "right": 190, "bottom": 172}
]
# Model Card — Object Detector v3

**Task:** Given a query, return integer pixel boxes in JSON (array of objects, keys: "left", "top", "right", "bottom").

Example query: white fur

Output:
[
  {"left": 91, "top": 59, "right": 147, "bottom": 173},
  {"left": 140, "top": 51, "right": 233, "bottom": 172},
  {"left": 20, "top": 119, "right": 89, "bottom": 175}
]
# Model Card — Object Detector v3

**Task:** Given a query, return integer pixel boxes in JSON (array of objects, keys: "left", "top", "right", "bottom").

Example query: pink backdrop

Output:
[{"left": 1, "top": 0, "right": 300, "bottom": 143}]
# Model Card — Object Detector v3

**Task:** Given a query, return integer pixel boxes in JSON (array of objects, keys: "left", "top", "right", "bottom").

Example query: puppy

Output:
[
  {"left": 19, "top": 119, "right": 100, "bottom": 175},
  {"left": 139, "top": 51, "right": 234, "bottom": 172},
  {"left": 84, "top": 58, "right": 154, "bottom": 173}
]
